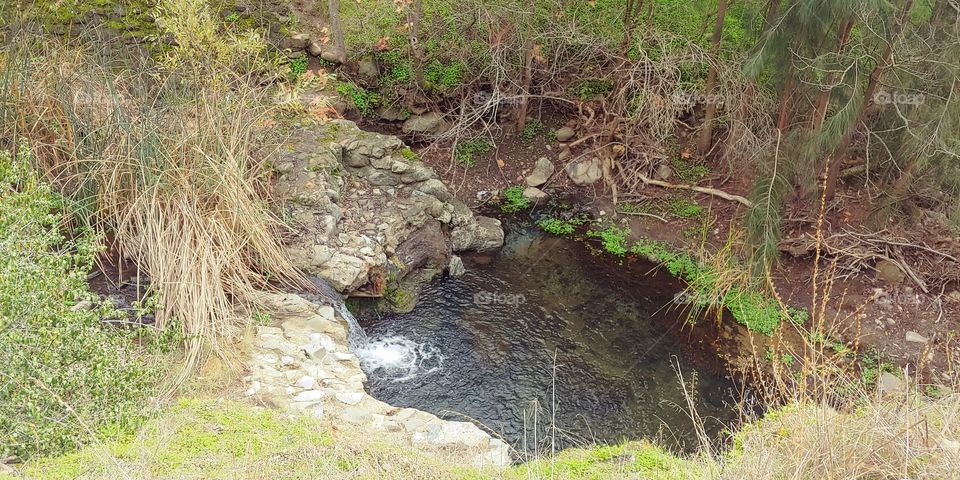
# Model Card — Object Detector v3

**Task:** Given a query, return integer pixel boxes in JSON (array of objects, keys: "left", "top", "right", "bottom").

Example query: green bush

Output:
[{"left": 0, "top": 146, "right": 158, "bottom": 460}]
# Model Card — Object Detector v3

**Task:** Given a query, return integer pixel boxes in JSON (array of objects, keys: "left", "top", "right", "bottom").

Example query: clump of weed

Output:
[
  {"left": 521, "top": 118, "right": 545, "bottom": 140},
  {"left": 537, "top": 215, "right": 589, "bottom": 236},
  {"left": 500, "top": 186, "right": 531, "bottom": 213},
  {"left": 671, "top": 157, "right": 710, "bottom": 184},
  {"left": 669, "top": 197, "right": 704, "bottom": 218},
  {"left": 572, "top": 78, "right": 614, "bottom": 99},
  {"left": 287, "top": 56, "right": 307, "bottom": 81},
  {"left": 455, "top": 138, "right": 492, "bottom": 167},
  {"left": 586, "top": 223, "right": 631, "bottom": 256},
  {"left": 335, "top": 82, "right": 380, "bottom": 116}
]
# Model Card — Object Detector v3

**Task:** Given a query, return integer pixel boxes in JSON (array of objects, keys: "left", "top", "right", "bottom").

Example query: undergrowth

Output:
[{"left": 499, "top": 186, "right": 531, "bottom": 213}]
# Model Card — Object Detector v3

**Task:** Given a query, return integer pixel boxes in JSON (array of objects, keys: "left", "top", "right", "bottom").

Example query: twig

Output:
[{"left": 633, "top": 172, "right": 753, "bottom": 207}]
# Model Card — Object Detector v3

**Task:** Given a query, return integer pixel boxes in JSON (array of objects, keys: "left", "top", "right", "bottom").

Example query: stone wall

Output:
[
  {"left": 273, "top": 119, "right": 503, "bottom": 305},
  {"left": 243, "top": 292, "right": 511, "bottom": 468}
]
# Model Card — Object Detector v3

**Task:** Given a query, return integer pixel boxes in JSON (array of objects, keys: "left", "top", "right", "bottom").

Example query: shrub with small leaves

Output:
[{"left": 0, "top": 145, "right": 158, "bottom": 460}]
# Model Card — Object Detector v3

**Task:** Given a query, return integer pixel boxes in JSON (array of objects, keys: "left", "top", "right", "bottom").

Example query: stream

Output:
[{"left": 352, "top": 221, "right": 741, "bottom": 453}]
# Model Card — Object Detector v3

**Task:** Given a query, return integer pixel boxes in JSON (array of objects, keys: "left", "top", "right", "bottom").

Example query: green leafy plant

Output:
[
  {"left": 586, "top": 223, "right": 631, "bottom": 256},
  {"left": 499, "top": 186, "right": 531, "bottom": 213},
  {"left": 521, "top": 118, "right": 545, "bottom": 140},
  {"left": 0, "top": 145, "right": 158, "bottom": 460},
  {"left": 423, "top": 59, "right": 464, "bottom": 90},
  {"left": 288, "top": 56, "right": 307, "bottom": 81},
  {"left": 669, "top": 197, "right": 704, "bottom": 218},
  {"left": 454, "top": 138, "right": 492, "bottom": 167},
  {"left": 335, "top": 82, "right": 380, "bottom": 116},
  {"left": 671, "top": 158, "right": 710, "bottom": 184},
  {"left": 537, "top": 215, "right": 588, "bottom": 236},
  {"left": 572, "top": 78, "right": 614, "bottom": 99}
]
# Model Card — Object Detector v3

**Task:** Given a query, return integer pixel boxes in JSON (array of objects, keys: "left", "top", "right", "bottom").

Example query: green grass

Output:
[{"left": 499, "top": 186, "right": 531, "bottom": 213}]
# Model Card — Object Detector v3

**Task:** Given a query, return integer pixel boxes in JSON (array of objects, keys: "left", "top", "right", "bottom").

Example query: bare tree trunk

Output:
[
  {"left": 824, "top": 0, "right": 915, "bottom": 200},
  {"left": 810, "top": 17, "right": 855, "bottom": 130},
  {"left": 515, "top": 0, "right": 535, "bottom": 132},
  {"left": 407, "top": 0, "right": 425, "bottom": 88},
  {"left": 646, "top": 0, "right": 655, "bottom": 28},
  {"left": 328, "top": 0, "right": 347, "bottom": 63},
  {"left": 697, "top": 0, "right": 728, "bottom": 154},
  {"left": 621, "top": 0, "right": 645, "bottom": 56}
]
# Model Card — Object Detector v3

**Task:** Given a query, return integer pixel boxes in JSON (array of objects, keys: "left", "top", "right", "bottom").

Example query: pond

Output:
[{"left": 354, "top": 221, "right": 741, "bottom": 453}]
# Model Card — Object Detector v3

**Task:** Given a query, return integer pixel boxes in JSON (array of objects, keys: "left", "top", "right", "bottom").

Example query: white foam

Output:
[{"left": 354, "top": 335, "right": 443, "bottom": 382}]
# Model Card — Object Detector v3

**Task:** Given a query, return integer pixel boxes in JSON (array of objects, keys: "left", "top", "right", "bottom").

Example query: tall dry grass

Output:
[{"left": 0, "top": 13, "right": 302, "bottom": 375}]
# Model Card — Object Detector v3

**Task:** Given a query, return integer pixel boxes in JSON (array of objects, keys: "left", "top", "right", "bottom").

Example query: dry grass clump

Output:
[
  {"left": 0, "top": 9, "right": 301, "bottom": 369},
  {"left": 722, "top": 387, "right": 960, "bottom": 479}
]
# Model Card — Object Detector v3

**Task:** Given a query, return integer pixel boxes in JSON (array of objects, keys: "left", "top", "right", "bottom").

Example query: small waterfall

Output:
[
  {"left": 308, "top": 275, "right": 441, "bottom": 381},
  {"left": 307, "top": 275, "right": 369, "bottom": 348}
]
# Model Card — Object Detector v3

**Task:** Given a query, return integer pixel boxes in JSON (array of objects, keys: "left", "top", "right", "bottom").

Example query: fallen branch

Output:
[{"left": 634, "top": 173, "right": 753, "bottom": 207}]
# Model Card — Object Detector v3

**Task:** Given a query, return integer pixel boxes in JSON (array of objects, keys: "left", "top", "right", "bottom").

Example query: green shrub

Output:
[
  {"left": 287, "top": 56, "right": 307, "bottom": 81},
  {"left": 499, "top": 186, "right": 531, "bottom": 213},
  {"left": 0, "top": 145, "right": 158, "bottom": 460}
]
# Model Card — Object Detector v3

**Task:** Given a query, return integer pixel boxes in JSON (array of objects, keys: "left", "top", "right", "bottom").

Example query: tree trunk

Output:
[
  {"left": 328, "top": 0, "right": 347, "bottom": 63},
  {"left": 697, "top": 0, "right": 728, "bottom": 154},
  {"left": 810, "top": 16, "right": 855, "bottom": 130},
  {"left": 407, "top": 0, "right": 425, "bottom": 89},
  {"left": 515, "top": 0, "right": 535, "bottom": 132},
  {"left": 646, "top": 0, "right": 655, "bottom": 27},
  {"left": 621, "top": 0, "right": 645, "bottom": 56},
  {"left": 824, "top": 0, "right": 915, "bottom": 200}
]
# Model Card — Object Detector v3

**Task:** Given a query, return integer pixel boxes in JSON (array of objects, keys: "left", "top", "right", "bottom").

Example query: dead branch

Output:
[{"left": 633, "top": 172, "right": 754, "bottom": 207}]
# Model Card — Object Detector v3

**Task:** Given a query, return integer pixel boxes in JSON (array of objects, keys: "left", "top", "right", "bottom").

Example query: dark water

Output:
[{"left": 356, "top": 223, "right": 740, "bottom": 453}]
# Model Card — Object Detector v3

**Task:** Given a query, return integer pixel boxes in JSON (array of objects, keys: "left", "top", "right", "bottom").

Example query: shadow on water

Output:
[{"left": 355, "top": 221, "right": 742, "bottom": 454}]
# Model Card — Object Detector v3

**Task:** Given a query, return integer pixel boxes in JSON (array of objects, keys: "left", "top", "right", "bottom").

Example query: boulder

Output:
[
  {"left": 281, "top": 33, "right": 311, "bottom": 50},
  {"left": 656, "top": 164, "right": 673, "bottom": 181},
  {"left": 448, "top": 256, "right": 466, "bottom": 277},
  {"left": 402, "top": 112, "right": 450, "bottom": 135},
  {"left": 451, "top": 216, "right": 504, "bottom": 252},
  {"left": 321, "top": 50, "right": 342, "bottom": 63},
  {"left": 522, "top": 186, "right": 548, "bottom": 201},
  {"left": 357, "top": 58, "right": 379, "bottom": 81},
  {"left": 565, "top": 157, "right": 602, "bottom": 185},
  {"left": 905, "top": 331, "right": 929, "bottom": 344},
  {"left": 875, "top": 259, "right": 905, "bottom": 284},
  {"left": 554, "top": 126, "right": 575, "bottom": 142},
  {"left": 525, "top": 157, "right": 555, "bottom": 187},
  {"left": 879, "top": 371, "right": 905, "bottom": 395}
]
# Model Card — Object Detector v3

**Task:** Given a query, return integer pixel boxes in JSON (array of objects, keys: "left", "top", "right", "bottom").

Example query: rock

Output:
[
  {"left": 306, "top": 41, "right": 324, "bottom": 57},
  {"left": 295, "top": 376, "right": 317, "bottom": 390},
  {"left": 525, "top": 157, "right": 555, "bottom": 187},
  {"left": 522, "top": 186, "right": 548, "bottom": 200},
  {"left": 554, "top": 126, "right": 575, "bottom": 142},
  {"left": 451, "top": 216, "right": 504, "bottom": 252},
  {"left": 418, "top": 421, "right": 489, "bottom": 448},
  {"left": 293, "top": 390, "right": 325, "bottom": 402},
  {"left": 320, "top": 49, "right": 342, "bottom": 63},
  {"left": 557, "top": 148, "right": 572, "bottom": 162},
  {"left": 281, "top": 33, "right": 311, "bottom": 50},
  {"left": 656, "top": 164, "right": 673, "bottom": 180},
  {"left": 875, "top": 259, "right": 905, "bottom": 284},
  {"left": 402, "top": 112, "right": 450, "bottom": 135},
  {"left": 565, "top": 157, "right": 602, "bottom": 185},
  {"left": 448, "top": 256, "right": 466, "bottom": 277},
  {"left": 357, "top": 58, "right": 379, "bottom": 80},
  {"left": 879, "top": 371, "right": 905, "bottom": 395},
  {"left": 335, "top": 391, "right": 364, "bottom": 405},
  {"left": 905, "top": 331, "right": 929, "bottom": 344}
]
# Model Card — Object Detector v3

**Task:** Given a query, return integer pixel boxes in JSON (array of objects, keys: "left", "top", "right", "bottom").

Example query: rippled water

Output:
[{"left": 356, "top": 223, "right": 739, "bottom": 453}]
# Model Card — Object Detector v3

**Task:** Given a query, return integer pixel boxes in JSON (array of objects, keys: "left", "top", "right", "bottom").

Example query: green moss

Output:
[{"left": 400, "top": 146, "right": 420, "bottom": 162}]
